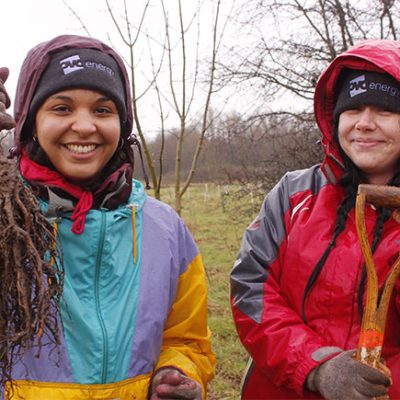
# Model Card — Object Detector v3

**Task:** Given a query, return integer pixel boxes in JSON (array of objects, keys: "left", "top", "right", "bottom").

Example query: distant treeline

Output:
[{"left": 143, "top": 112, "right": 324, "bottom": 188}]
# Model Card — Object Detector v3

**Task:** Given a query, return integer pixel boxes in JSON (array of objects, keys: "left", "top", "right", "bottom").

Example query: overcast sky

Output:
[
  {"left": 1, "top": 0, "right": 235, "bottom": 135},
  {"left": 2, "top": 1, "right": 95, "bottom": 97}
]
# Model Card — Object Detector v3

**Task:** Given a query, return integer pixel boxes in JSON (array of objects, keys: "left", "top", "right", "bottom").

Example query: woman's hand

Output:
[
  {"left": 307, "top": 349, "right": 391, "bottom": 400},
  {"left": 0, "top": 67, "right": 15, "bottom": 130},
  {"left": 149, "top": 368, "right": 202, "bottom": 399}
]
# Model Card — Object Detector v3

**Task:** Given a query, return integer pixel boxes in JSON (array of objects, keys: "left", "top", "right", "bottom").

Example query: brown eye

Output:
[
  {"left": 95, "top": 106, "right": 112, "bottom": 114},
  {"left": 53, "top": 105, "right": 70, "bottom": 113}
]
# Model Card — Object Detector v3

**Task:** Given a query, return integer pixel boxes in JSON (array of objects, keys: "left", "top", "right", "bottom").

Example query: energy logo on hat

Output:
[
  {"left": 59, "top": 54, "right": 116, "bottom": 77},
  {"left": 59, "top": 55, "right": 84, "bottom": 75},
  {"left": 349, "top": 74, "right": 367, "bottom": 97}
]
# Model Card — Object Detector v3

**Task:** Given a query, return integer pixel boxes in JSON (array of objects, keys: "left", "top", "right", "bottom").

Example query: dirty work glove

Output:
[
  {"left": 0, "top": 67, "right": 15, "bottom": 130},
  {"left": 307, "top": 349, "right": 391, "bottom": 400},
  {"left": 149, "top": 367, "right": 202, "bottom": 399}
]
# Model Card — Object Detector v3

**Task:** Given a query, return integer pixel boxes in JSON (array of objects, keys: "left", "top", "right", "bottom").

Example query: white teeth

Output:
[{"left": 66, "top": 144, "right": 96, "bottom": 154}]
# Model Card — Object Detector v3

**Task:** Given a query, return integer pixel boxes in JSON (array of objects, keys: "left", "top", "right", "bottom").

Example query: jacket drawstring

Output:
[{"left": 51, "top": 220, "right": 58, "bottom": 267}]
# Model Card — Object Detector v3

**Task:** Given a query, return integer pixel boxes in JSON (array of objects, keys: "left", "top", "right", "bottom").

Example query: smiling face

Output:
[
  {"left": 34, "top": 89, "right": 121, "bottom": 184},
  {"left": 338, "top": 105, "right": 400, "bottom": 184}
]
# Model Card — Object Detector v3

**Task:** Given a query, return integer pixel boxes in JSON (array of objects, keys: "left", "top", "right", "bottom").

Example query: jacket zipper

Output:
[{"left": 95, "top": 210, "right": 109, "bottom": 383}]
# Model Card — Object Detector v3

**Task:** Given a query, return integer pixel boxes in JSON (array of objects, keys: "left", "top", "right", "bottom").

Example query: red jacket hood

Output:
[
  {"left": 12, "top": 34, "right": 133, "bottom": 155},
  {"left": 314, "top": 39, "right": 400, "bottom": 184}
]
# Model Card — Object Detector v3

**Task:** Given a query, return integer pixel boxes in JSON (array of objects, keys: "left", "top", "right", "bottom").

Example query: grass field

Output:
[{"left": 163, "top": 183, "right": 260, "bottom": 400}]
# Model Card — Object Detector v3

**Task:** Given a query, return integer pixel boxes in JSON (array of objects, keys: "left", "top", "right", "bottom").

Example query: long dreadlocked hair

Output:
[
  {"left": 0, "top": 152, "right": 63, "bottom": 393},
  {"left": 301, "top": 132, "right": 398, "bottom": 323}
]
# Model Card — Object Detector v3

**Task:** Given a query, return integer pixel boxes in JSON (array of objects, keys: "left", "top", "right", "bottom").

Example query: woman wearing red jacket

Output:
[{"left": 231, "top": 39, "right": 400, "bottom": 399}]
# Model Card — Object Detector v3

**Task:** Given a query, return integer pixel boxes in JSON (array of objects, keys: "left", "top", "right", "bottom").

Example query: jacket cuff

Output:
[{"left": 294, "top": 346, "right": 343, "bottom": 396}]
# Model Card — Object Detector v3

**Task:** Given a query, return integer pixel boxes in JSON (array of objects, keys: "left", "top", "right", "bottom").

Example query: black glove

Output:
[
  {"left": 149, "top": 367, "right": 202, "bottom": 399},
  {"left": 307, "top": 350, "right": 391, "bottom": 400},
  {"left": 0, "top": 67, "right": 15, "bottom": 130}
]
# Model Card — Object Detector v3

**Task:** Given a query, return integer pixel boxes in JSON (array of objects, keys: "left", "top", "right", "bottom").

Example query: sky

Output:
[
  {"left": 1, "top": 0, "right": 236, "bottom": 137},
  {"left": 2, "top": 1, "right": 96, "bottom": 98}
]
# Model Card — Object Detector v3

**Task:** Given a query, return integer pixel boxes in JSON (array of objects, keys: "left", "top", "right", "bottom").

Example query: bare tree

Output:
[
  {"left": 211, "top": 0, "right": 400, "bottom": 200},
  {"left": 158, "top": 0, "right": 224, "bottom": 213},
  {"left": 63, "top": 0, "right": 232, "bottom": 214},
  {"left": 219, "top": 0, "right": 400, "bottom": 117}
]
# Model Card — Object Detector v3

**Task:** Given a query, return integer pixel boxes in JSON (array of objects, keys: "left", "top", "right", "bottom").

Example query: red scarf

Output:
[{"left": 20, "top": 149, "right": 93, "bottom": 235}]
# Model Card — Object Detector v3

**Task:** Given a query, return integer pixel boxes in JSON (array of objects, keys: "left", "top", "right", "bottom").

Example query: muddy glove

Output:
[
  {"left": 307, "top": 350, "right": 391, "bottom": 400},
  {"left": 149, "top": 367, "right": 202, "bottom": 399},
  {"left": 0, "top": 67, "right": 15, "bottom": 130}
]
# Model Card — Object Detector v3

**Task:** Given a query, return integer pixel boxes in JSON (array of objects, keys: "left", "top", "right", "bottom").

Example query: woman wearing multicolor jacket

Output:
[
  {"left": 231, "top": 39, "right": 400, "bottom": 399},
  {"left": 0, "top": 34, "right": 215, "bottom": 399}
]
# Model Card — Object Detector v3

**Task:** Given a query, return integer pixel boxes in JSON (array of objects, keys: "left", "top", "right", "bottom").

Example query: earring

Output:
[{"left": 32, "top": 136, "right": 37, "bottom": 143}]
